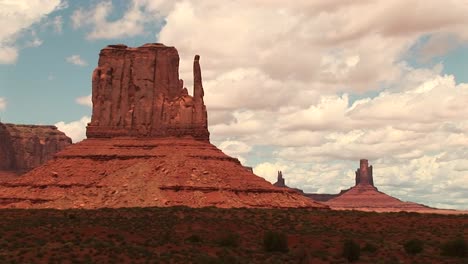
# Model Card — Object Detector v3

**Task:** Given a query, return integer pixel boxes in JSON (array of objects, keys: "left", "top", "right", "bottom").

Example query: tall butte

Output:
[
  {"left": 87, "top": 44, "right": 208, "bottom": 140},
  {"left": 0, "top": 43, "right": 326, "bottom": 209}
]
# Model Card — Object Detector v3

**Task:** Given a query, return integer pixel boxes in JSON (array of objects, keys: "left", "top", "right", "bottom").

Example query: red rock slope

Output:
[
  {"left": 325, "top": 184, "right": 432, "bottom": 212},
  {"left": 0, "top": 43, "right": 326, "bottom": 210}
]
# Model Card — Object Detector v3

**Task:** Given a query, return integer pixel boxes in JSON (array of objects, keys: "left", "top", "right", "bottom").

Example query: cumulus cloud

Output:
[
  {"left": 69, "top": 0, "right": 468, "bottom": 209},
  {"left": 75, "top": 94, "right": 92, "bottom": 107},
  {"left": 0, "top": 97, "right": 6, "bottom": 111},
  {"left": 42, "top": 15, "right": 63, "bottom": 33},
  {"left": 55, "top": 116, "right": 90, "bottom": 143},
  {"left": 0, "top": 0, "right": 62, "bottom": 63},
  {"left": 218, "top": 140, "right": 252, "bottom": 165},
  {"left": 66, "top": 55, "right": 87, "bottom": 66},
  {"left": 71, "top": 1, "right": 157, "bottom": 40}
]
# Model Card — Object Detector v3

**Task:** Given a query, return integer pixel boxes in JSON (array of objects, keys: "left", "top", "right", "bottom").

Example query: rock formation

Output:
[
  {"left": 355, "top": 159, "right": 374, "bottom": 187},
  {"left": 0, "top": 43, "right": 327, "bottom": 209},
  {"left": 86, "top": 44, "right": 209, "bottom": 140},
  {"left": 324, "top": 160, "right": 434, "bottom": 212},
  {"left": 0, "top": 123, "right": 71, "bottom": 173},
  {"left": 273, "top": 171, "right": 286, "bottom": 187}
]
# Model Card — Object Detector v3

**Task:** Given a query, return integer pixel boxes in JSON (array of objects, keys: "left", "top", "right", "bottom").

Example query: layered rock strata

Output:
[
  {"left": 0, "top": 43, "right": 326, "bottom": 209},
  {"left": 0, "top": 123, "right": 71, "bottom": 173},
  {"left": 0, "top": 138, "right": 327, "bottom": 208},
  {"left": 86, "top": 44, "right": 209, "bottom": 140}
]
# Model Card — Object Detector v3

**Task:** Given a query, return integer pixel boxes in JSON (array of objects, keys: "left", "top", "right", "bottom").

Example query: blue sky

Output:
[{"left": 1, "top": 0, "right": 468, "bottom": 209}]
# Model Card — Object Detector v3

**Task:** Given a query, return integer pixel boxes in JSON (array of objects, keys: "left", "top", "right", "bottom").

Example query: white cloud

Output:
[
  {"left": 42, "top": 15, "right": 63, "bottom": 33},
  {"left": 71, "top": 1, "right": 154, "bottom": 40},
  {"left": 218, "top": 140, "right": 252, "bottom": 165},
  {"left": 55, "top": 116, "right": 90, "bottom": 143},
  {"left": 75, "top": 94, "right": 92, "bottom": 107},
  {"left": 66, "top": 0, "right": 468, "bottom": 209},
  {"left": 0, "top": 46, "right": 18, "bottom": 64},
  {"left": 0, "top": 0, "right": 62, "bottom": 63},
  {"left": 148, "top": 0, "right": 468, "bottom": 208},
  {"left": 0, "top": 97, "right": 6, "bottom": 111},
  {"left": 66, "top": 55, "right": 87, "bottom": 66}
]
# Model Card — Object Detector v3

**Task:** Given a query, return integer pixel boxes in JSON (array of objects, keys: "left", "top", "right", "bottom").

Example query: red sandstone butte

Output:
[
  {"left": 87, "top": 43, "right": 209, "bottom": 140},
  {"left": 0, "top": 123, "right": 71, "bottom": 174},
  {"left": 325, "top": 159, "right": 442, "bottom": 213},
  {"left": 0, "top": 43, "right": 327, "bottom": 209}
]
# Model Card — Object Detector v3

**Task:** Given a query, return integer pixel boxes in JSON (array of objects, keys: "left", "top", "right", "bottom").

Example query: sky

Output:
[{"left": 1, "top": 0, "right": 468, "bottom": 210}]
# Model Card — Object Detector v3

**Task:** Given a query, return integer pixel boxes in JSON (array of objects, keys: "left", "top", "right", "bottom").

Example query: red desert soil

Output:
[{"left": 0, "top": 207, "right": 465, "bottom": 263}]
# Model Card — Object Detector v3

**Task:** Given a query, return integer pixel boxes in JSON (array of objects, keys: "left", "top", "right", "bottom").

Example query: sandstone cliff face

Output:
[
  {"left": 87, "top": 43, "right": 209, "bottom": 140},
  {"left": 0, "top": 123, "right": 71, "bottom": 173},
  {"left": 0, "top": 43, "right": 325, "bottom": 209},
  {"left": 355, "top": 159, "right": 374, "bottom": 187}
]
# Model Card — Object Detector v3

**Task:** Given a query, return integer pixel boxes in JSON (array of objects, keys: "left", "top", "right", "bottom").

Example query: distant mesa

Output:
[
  {"left": 0, "top": 43, "right": 326, "bottom": 209},
  {"left": 0, "top": 123, "right": 71, "bottom": 175}
]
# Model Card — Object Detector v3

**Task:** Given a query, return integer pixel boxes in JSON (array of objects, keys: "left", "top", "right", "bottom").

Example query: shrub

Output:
[
  {"left": 403, "top": 239, "right": 424, "bottom": 255},
  {"left": 216, "top": 232, "right": 240, "bottom": 248},
  {"left": 342, "top": 239, "right": 360, "bottom": 262},
  {"left": 441, "top": 237, "right": 467, "bottom": 258},
  {"left": 263, "top": 231, "right": 288, "bottom": 252},
  {"left": 362, "top": 242, "right": 377, "bottom": 253},
  {"left": 185, "top": 234, "right": 202, "bottom": 243}
]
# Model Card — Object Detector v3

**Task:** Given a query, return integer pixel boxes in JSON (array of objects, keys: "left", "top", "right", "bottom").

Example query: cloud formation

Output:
[
  {"left": 75, "top": 94, "right": 92, "bottom": 107},
  {"left": 0, "top": 97, "right": 6, "bottom": 111},
  {"left": 66, "top": 55, "right": 87, "bottom": 66},
  {"left": 64, "top": 0, "right": 468, "bottom": 209},
  {"left": 55, "top": 116, "right": 90, "bottom": 143},
  {"left": 0, "top": 0, "right": 62, "bottom": 63},
  {"left": 71, "top": 1, "right": 158, "bottom": 40}
]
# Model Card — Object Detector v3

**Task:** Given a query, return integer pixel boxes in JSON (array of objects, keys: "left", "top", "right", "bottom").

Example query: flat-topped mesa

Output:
[
  {"left": 0, "top": 123, "right": 71, "bottom": 173},
  {"left": 355, "top": 159, "right": 374, "bottom": 187},
  {"left": 86, "top": 43, "right": 209, "bottom": 140}
]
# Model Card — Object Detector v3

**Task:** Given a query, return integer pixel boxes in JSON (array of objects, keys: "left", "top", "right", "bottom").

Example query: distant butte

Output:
[
  {"left": 324, "top": 159, "right": 433, "bottom": 212},
  {"left": 0, "top": 43, "right": 327, "bottom": 209},
  {"left": 0, "top": 123, "right": 71, "bottom": 175},
  {"left": 277, "top": 160, "right": 465, "bottom": 214},
  {"left": 329, "top": 160, "right": 465, "bottom": 213}
]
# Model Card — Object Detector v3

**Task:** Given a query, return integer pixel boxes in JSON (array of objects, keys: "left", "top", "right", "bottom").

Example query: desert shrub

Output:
[
  {"left": 263, "top": 231, "right": 288, "bottom": 252},
  {"left": 216, "top": 232, "right": 240, "bottom": 248},
  {"left": 441, "top": 237, "right": 467, "bottom": 258},
  {"left": 185, "top": 234, "right": 202, "bottom": 243},
  {"left": 342, "top": 239, "right": 360, "bottom": 262},
  {"left": 362, "top": 242, "right": 377, "bottom": 253},
  {"left": 403, "top": 239, "right": 424, "bottom": 255}
]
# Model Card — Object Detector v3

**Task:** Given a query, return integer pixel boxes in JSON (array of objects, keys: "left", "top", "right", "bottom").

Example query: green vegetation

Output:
[
  {"left": 342, "top": 239, "right": 360, "bottom": 262},
  {"left": 441, "top": 237, "right": 467, "bottom": 258},
  {"left": 0, "top": 207, "right": 464, "bottom": 263},
  {"left": 403, "top": 238, "right": 424, "bottom": 255},
  {"left": 216, "top": 232, "right": 240, "bottom": 248},
  {"left": 263, "top": 231, "right": 288, "bottom": 252}
]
